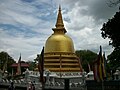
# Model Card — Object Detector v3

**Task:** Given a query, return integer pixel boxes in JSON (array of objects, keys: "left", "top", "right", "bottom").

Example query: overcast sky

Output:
[{"left": 0, "top": 0, "right": 119, "bottom": 62}]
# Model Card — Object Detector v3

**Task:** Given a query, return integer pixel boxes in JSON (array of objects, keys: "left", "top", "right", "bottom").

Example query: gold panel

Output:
[{"left": 45, "top": 34, "right": 75, "bottom": 53}]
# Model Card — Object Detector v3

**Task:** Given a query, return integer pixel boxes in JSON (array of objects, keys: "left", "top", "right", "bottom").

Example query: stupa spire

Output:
[
  {"left": 55, "top": 5, "right": 64, "bottom": 28},
  {"left": 53, "top": 5, "right": 66, "bottom": 33}
]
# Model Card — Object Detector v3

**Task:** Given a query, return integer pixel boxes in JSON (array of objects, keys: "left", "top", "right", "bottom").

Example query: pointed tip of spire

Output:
[
  {"left": 55, "top": 5, "right": 64, "bottom": 28},
  {"left": 59, "top": 4, "right": 61, "bottom": 11},
  {"left": 52, "top": 5, "right": 67, "bottom": 33},
  {"left": 100, "top": 45, "right": 102, "bottom": 49},
  {"left": 99, "top": 45, "right": 102, "bottom": 54}
]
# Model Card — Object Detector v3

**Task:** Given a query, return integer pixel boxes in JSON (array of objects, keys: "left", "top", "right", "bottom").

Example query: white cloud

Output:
[
  {"left": 61, "top": 0, "right": 118, "bottom": 56},
  {"left": 0, "top": 28, "right": 45, "bottom": 61},
  {"left": 0, "top": 0, "right": 118, "bottom": 61}
]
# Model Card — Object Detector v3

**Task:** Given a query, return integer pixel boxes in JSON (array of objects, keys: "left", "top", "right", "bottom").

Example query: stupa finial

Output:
[{"left": 55, "top": 5, "right": 64, "bottom": 28}]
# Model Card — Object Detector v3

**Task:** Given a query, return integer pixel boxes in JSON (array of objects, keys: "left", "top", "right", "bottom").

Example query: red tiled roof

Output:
[{"left": 11, "top": 63, "right": 29, "bottom": 67}]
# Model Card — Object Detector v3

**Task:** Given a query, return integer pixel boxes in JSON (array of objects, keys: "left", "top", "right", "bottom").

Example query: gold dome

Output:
[{"left": 45, "top": 34, "right": 75, "bottom": 53}]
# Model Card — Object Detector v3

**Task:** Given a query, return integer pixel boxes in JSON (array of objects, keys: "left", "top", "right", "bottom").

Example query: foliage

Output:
[
  {"left": 34, "top": 54, "right": 40, "bottom": 62},
  {"left": 107, "top": 48, "right": 120, "bottom": 70},
  {"left": 101, "top": 10, "right": 120, "bottom": 49},
  {"left": 27, "top": 61, "right": 36, "bottom": 70},
  {"left": 75, "top": 50, "right": 97, "bottom": 72},
  {"left": 108, "top": 0, "right": 120, "bottom": 7},
  {"left": 101, "top": 9, "right": 120, "bottom": 69},
  {"left": 0, "top": 51, "right": 16, "bottom": 73}
]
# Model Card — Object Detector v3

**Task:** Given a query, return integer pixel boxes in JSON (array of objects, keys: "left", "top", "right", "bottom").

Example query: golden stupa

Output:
[{"left": 44, "top": 6, "right": 82, "bottom": 72}]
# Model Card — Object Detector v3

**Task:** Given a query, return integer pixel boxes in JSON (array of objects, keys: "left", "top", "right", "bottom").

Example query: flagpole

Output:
[
  {"left": 17, "top": 53, "right": 21, "bottom": 75},
  {"left": 38, "top": 47, "right": 44, "bottom": 90},
  {"left": 100, "top": 46, "right": 104, "bottom": 90}
]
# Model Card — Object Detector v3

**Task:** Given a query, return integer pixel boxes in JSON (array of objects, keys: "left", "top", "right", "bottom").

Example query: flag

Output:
[
  {"left": 38, "top": 47, "right": 45, "bottom": 84},
  {"left": 93, "top": 56, "right": 100, "bottom": 81},
  {"left": 16, "top": 53, "right": 21, "bottom": 75},
  {"left": 93, "top": 46, "right": 106, "bottom": 82},
  {"left": 99, "top": 47, "right": 106, "bottom": 80},
  {"left": 87, "top": 62, "right": 91, "bottom": 72},
  {"left": 102, "top": 52, "right": 107, "bottom": 79}
]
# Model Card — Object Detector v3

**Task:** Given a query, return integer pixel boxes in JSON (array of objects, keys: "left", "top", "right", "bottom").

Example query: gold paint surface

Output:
[{"left": 45, "top": 34, "right": 75, "bottom": 53}]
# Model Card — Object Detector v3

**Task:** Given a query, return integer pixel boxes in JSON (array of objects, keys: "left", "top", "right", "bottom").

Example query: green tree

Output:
[
  {"left": 108, "top": 0, "right": 120, "bottom": 7},
  {"left": 0, "top": 51, "right": 16, "bottom": 73},
  {"left": 27, "top": 61, "right": 36, "bottom": 71},
  {"left": 107, "top": 49, "right": 120, "bottom": 70},
  {"left": 75, "top": 50, "right": 97, "bottom": 72},
  {"left": 101, "top": 9, "right": 120, "bottom": 69},
  {"left": 34, "top": 54, "right": 40, "bottom": 62},
  {"left": 101, "top": 10, "right": 120, "bottom": 49}
]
